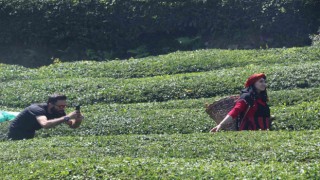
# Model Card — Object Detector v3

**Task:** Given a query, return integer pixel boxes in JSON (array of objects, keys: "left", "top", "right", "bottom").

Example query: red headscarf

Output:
[{"left": 245, "top": 73, "right": 266, "bottom": 88}]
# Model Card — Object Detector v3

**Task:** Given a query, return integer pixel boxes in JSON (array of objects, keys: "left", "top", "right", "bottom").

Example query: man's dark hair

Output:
[{"left": 47, "top": 93, "right": 67, "bottom": 104}]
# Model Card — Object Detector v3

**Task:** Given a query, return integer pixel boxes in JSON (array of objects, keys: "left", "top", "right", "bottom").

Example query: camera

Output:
[{"left": 75, "top": 105, "right": 81, "bottom": 111}]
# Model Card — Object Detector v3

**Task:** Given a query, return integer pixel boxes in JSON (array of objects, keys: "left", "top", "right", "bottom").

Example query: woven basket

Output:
[{"left": 205, "top": 95, "right": 239, "bottom": 131}]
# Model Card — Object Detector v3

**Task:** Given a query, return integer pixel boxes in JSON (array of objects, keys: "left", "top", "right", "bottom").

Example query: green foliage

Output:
[
  {"left": 0, "top": 46, "right": 320, "bottom": 178},
  {"left": 1, "top": 46, "right": 319, "bottom": 81},
  {"left": 273, "top": 100, "right": 320, "bottom": 130},
  {"left": 1, "top": 60, "right": 320, "bottom": 107},
  {"left": 1, "top": 87, "right": 320, "bottom": 139},
  {"left": 310, "top": 28, "right": 320, "bottom": 47},
  {"left": 0, "top": 131, "right": 320, "bottom": 179},
  {"left": 0, "top": 0, "right": 319, "bottom": 65},
  {"left": 1, "top": 47, "right": 320, "bottom": 139}
]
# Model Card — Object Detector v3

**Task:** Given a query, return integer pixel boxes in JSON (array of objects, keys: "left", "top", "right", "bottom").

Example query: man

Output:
[{"left": 8, "top": 94, "right": 83, "bottom": 140}]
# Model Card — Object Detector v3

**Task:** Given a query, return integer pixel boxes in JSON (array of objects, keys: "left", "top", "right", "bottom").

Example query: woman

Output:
[{"left": 210, "top": 73, "right": 271, "bottom": 132}]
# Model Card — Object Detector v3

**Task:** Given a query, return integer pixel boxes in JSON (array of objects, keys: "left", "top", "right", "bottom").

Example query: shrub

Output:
[
  {"left": 0, "top": 131, "right": 319, "bottom": 179},
  {"left": 0, "top": 0, "right": 319, "bottom": 65}
]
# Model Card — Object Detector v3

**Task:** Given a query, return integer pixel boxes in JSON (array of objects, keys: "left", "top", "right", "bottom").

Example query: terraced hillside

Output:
[{"left": 0, "top": 46, "right": 319, "bottom": 179}]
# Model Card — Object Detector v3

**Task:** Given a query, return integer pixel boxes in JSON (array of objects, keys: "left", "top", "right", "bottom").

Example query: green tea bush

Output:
[
  {"left": 1, "top": 61, "right": 320, "bottom": 107},
  {"left": 0, "top": 131, "right": 319, "bottom": 179},
  {"left": 1, "top": 88, "right": 319, "bottom": 139},
  {"left": 273, "top": 100, "right": 320, "bottom": 130},
  {"left": 1, "top": 47, "right": 319, "bottom": 81},
  {"left": 1, "top": 46, "right": 320, "bottom": 178}
]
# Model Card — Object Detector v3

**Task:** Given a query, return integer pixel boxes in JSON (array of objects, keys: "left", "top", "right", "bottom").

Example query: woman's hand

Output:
[
  {"left": 209, "top": 115, "right": 234, "bottom": 133},
  {"left": 210, "top": 124, "right": 222, "bottom": 133}
]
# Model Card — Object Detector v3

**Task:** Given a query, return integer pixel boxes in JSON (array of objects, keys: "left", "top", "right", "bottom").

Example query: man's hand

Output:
[
  {"left": 66, "top": 111, "right": 78, "bottom": 119},
  {"left": 66, "top": 111, "right": 84, "bottom": 128}
]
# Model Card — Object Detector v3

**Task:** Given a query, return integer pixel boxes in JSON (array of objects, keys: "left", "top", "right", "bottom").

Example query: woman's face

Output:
[{"left": 254, "top": 78, "right": 267, "bottom": 92}]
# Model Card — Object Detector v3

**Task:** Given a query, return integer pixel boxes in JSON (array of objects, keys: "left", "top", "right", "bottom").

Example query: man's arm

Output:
[
  {"left": 36, "top": 111, "right": 78, "bottom": 129},
  {"left": 36, "top": 115, "right": 68, "bottom": 129}
]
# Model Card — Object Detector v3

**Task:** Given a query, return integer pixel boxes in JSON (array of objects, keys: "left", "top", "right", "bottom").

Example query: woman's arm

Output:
[
  {"left": 210, "top": 100, "right": 248, "bottom": 133},
  {"left": 210, "top": 115, "right": 234, "bottom": 132}
]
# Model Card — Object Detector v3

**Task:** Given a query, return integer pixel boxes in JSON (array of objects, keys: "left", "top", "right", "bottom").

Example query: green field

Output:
[{"left": 0, "top": 46, "right": 320, "bottom": 179}]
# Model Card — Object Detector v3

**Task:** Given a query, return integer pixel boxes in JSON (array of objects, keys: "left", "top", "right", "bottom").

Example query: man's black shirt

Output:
[{"left": 8, "top": 103, "right": 66, "bottom": 140}]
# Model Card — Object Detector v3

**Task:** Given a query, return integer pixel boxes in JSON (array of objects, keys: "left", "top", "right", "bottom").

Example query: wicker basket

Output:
[{"left": 205, "top": 95, "right": 239, "bottom": 131}]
